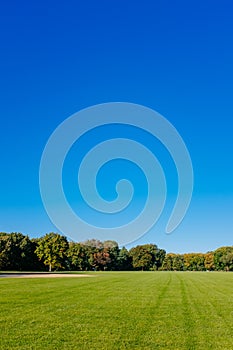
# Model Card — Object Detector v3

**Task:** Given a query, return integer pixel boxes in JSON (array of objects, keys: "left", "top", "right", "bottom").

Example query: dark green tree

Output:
[
  {"left": 214, "top": 246, "right": 233, "bottom": 271},
  {"left": 0, "top": 232, "right": 39, "bottom": 271},
  {"left": 172, "top": 254, "right": 184, "bottom": 271},
  {"left": 129, "top": 244, "right": 165, "bottom": 271},
  {"left": 103, "top": 240, "right": 120, "bottom": 270},
  {"left": 161, "top": 253, "right": 174, "bottom": 271},
  {"left": 117, "top": 247, "right": 132, "bottom": 270}
]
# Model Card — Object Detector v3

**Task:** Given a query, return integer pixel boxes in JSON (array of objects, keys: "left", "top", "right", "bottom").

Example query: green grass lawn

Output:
[{"left": 0, "top": 271, "right": 233, "bottom": 349}]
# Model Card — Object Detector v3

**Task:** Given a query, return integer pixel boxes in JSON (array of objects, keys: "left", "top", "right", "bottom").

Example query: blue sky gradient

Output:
[{"left": 0, "top": 1, "right": 232, "bottom": 252}]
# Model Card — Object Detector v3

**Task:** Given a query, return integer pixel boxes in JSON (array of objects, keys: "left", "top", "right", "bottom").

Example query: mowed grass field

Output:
[{"left": 0, "top": 272, "right": 233, "bottom": 350}]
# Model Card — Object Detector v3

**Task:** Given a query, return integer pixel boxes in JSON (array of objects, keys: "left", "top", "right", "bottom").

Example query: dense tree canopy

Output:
[
  {"left": 129, "top": 244, "right": 165, "bottom": 271},
  {"left": 0, "top": 231, "right": 232, "bottom": 272},
  {"left": 35, "top": 233, "right": 69, "bottom": 272},
  {"left": 0, "top": 232, "right": 40, "bottom": 271},
  {"left": 214, "top": 246, "right": 233, "bottom": 271}
]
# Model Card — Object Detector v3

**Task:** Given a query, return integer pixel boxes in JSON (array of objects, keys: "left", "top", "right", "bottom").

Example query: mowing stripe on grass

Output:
[{"left": 0, "top": 272, "right": 233, "bottom": 349}]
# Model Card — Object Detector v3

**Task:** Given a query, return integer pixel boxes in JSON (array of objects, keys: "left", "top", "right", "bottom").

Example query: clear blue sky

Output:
[{"left": 0, "top": 0, "right": 232, "bottom": 253}]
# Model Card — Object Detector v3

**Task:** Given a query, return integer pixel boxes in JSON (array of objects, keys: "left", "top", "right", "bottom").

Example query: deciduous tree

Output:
[{"left": 35, "top": 233, "right": 68, "bottom": 271}]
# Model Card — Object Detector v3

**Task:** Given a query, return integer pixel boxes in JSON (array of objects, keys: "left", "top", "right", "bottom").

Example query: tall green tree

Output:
[
  {"left": 214, "top": 246, "right": 233, "bottom": 271},
  {"left": 0, "top": 232, "right": 39, "bottom": 271},
  {"left": 183, "top": 253, "right": 205, "bottom": 271},
  {"left": 129, "top": 244, "right": 165, "bottom": 271},
  {"left": 67, "top": 242, "right": 89, "bottom": 271},
  {"left": 172, "top": 254, "right": 184, "bottom": 271},
  {"left": 103, "top": 240, "right": 120, "bottom": 270},
  {"left": 162, "top": 253, "right": 174, "bottom": 271},
  {"left": 35, "top": 233, "right": 69, "bottom": 271},
  {"left": 117, "top": 247, "right": 132, "bottom": 270}
]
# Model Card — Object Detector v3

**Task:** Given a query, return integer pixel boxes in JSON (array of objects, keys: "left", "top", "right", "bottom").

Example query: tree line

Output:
[{"left": 0, "top": 232, "right": 233, "bottom": 272}]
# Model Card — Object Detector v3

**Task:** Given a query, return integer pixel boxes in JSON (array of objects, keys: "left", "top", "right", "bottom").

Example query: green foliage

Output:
[
  {"left": 129, "top": 244, "right": 165, "bottom": 270},
  {"left": 35, "top": 233, "right": 69, "bottom": 271},
  {"left": 103, "top": 240, "right": 118, "bottom": 249},
  {"left": 83, "top": 239, "right": 103, "bottom": 249},
  {"left": 82, "top": 240, "right": 120, "bottom": 271},
  {"left": 183, "top": 253, "right": 205, "bottom": 271},
  {"left": 67, "top": 242, "right": 89, "bottom": 271},
  {"left": 117, "top": 247, "right": 132, "bottom": 270},
  {"left": 162, "top": 253, "right": 184, "bottom": 271},
  {"left": 0, "top": 231, "right": 232, "bottom": 272},
  {"left": 214, "top": 246, "right": 233, "bottom": 271},
  {"left": 103, "top": 241, "right": 120, "bottom": 270},
  {"left": 0, "top": 232, "right": 40, "bottom": 271},
  {"left": 162, "top": 253, "right": 174, "bottom": 270}
]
